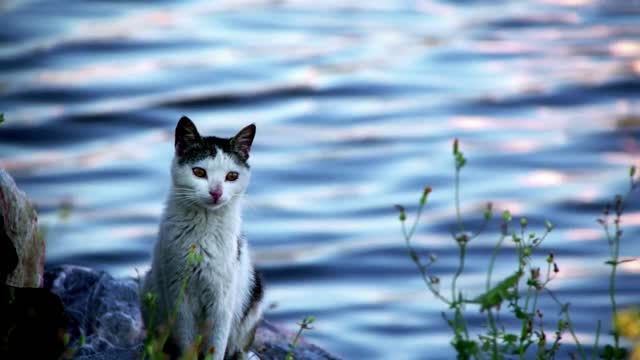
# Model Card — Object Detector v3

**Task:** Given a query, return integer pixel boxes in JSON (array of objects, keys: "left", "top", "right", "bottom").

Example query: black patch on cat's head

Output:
[{"left": 174, "top": 116, "right": 256, "bottom": 167}]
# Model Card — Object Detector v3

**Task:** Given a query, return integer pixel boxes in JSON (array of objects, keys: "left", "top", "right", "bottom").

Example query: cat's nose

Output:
[{"left": 209, "top": 189, "right": 222, "bottom": 203}]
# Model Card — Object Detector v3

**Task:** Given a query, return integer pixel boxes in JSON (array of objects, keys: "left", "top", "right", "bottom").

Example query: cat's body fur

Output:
[{"left": 142, "top": 117, "right": 263, "bottom": 360}]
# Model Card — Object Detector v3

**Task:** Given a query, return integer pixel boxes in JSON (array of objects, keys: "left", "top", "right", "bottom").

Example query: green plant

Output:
[
  {"left": 60, "top": 332, "right": 85, "bottom": 359},
  {"left": 285, "top": 316, "right": 315, "bottom": 360},
  {"left": 396, "top": 139, "right": 637, "bottom": 360},
  {"left": 596, "top": 165, "right": 637, "bottom": 360},
  {"left": 141, "top": 244, "right": 208, "bottom": 360}
]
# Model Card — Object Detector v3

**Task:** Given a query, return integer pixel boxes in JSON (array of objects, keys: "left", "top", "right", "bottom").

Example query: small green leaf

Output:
[
  {"left": 470, "top": 271, "right": 522, "bottom": 311},
  {"left": 503, "top": 333, "right": 518, "bottom": 344},
  {"left": 514, "top": 307, "right": 528, "bottom": 320},
  {"left": 631, "top": 165, "right": 636, "bottom": 178},
  {"left": 0, "top": 113, "right": 4, "bottom": 124},
  {"left": 544, "top": 220, "right": 553, "bottom": 232},
  {"left": 617, "top": 258, "right": 636, "bottom": 264}
]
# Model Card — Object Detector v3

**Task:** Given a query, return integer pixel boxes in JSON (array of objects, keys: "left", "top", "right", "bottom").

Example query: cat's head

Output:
[{"left": 171, "top": 116, "right": 255, "bottom": 211}]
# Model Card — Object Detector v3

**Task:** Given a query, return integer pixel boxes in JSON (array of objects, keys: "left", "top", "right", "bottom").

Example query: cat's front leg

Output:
[
  {"left": 203, "top": 304, "right": 233, "bottom": 360},
  {"left": 172, "top": 301, "right": 197, "bottom": 354}
]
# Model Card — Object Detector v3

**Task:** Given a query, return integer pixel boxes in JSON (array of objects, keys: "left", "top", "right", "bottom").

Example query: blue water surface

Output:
[{"left": 1, "top": 0, "right": 640, "bottom": 358}]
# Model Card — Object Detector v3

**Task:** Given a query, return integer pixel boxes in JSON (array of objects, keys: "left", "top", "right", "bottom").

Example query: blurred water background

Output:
[{"left": 2, "top": 0, "right": 640, "bottom": 358}]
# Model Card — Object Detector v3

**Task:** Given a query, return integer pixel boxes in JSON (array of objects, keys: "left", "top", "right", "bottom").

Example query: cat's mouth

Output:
[{"left": 203, "top": 198, "right": 227, "bottom": 210}]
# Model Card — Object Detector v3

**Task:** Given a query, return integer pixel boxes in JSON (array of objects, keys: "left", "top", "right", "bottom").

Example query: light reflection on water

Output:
[{"left": 1, "top": 0, "right": 640, "bottom": 358}]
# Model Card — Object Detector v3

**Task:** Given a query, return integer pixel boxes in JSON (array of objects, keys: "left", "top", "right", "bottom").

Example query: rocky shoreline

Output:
[{"left": 45, "top": 265, "right": 339, "bottom": 360}]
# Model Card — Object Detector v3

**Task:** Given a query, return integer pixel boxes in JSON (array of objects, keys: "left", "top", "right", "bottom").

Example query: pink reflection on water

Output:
[
  {"left": 449, "top": 116, "right": 571, "bottom": 131},
  {"left": 38, "top": 62, "right": 159, "bottom": 86},
  {"left": 499, "top": 139, "right": 546, "bottom": 154},
  {"left": 550, "top": 259, "right": 599, "bottom": 281},
  {"left": 602, "top": 152, "right": 640, "bottom": 167},
  {"left": 519, "top": 169, "right": 567, "bottom": 187},
  {"left": 414, "top": 0, "right": 455, "bottom": 15},
  {"left": 620, "top": 259, "right": 640, "bottom": 274},
  {"left": 632, "top": 60, "right": 640, "bottom": 75},
  {"left": 73, "top": 9, "right": 179, "bottom": 40},
  {"left": 609, "top": 40, "right": 640, "bottom": 58},
  {"left": 0, "top": 130, "right": 166, "bottom": 173},
  {"left": 621, "top": 212, "right": 640, "bottom": 226},
  {"left": 472, "top": 40, "right": 538, "bottom": 56},
  {"left": 573, "top": 187, "right": 599, "bottom": 202},
  {"left": 564, "top": 228, "right": 602, "bottom": 242},
  {"left": 110, "top": 225, "right": 157, "bottom": 240},
  {"left": 538, "top": 0, "right": 594, "bottom": 6}
]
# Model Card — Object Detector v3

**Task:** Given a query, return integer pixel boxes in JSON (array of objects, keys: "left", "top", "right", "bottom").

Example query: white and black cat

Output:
[{"left": 142, "top": 116, "right": 263, "bottom": 360}]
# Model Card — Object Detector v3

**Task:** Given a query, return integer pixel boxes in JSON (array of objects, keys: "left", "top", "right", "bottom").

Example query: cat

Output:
[{"left": 142, "top": 116, "right": 263, "bottom": 360}]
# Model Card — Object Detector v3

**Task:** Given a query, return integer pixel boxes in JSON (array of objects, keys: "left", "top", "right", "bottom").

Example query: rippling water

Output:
[{"left": 2, "top": 0, "right": 640, "bottom": 358}]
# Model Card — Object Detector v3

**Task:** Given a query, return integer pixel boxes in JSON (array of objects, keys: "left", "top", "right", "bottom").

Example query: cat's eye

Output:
[
  {"left": 192, "top": 167, "right": 207, "bottom": 178},
  {"left": 225, "top": 171, "right": 239, "bottom": 182}
]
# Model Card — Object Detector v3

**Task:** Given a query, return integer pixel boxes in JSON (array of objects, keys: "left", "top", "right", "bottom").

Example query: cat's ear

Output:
[
  {"left": 231, "top": 123, "right": 256, "bottom": 161},
  {"left": 175, "top": 116, "right": 201, "bottom": 155}
]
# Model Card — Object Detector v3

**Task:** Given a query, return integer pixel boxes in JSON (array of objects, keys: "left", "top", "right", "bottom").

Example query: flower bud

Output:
[
  {"left": 484, "top": 202, "right": 493, "bottom": 221},
  {"left": 420, "top": 186, "right": 432, "bottom": 205},
  {"left": 394, "top": 205, "right": 406, "bottom": 222},
  {"left": 546, "top": 252, "right": 554, "bottom": 263}
]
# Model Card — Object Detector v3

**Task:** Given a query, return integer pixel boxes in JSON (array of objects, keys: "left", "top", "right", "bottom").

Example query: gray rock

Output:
[
  {"left": 1, "top": 168, "right": 43, "bottom": 288},
  {"left": 45, "top": 265, "right": 339, "bottom": 360}
]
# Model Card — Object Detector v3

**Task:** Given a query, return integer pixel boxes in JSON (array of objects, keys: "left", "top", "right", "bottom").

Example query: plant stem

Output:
[
  {"left": 609, "top": 259, "right": 619, "bottom": 351},
  {"left": 485, "top": 234, "right": 506, "bottom": 358},
  {"left": 603, "top": 184, "right": 634, "bottom": 355},
  {"left": 451, "top": 244, "right": 466, "bottom": 304},
  {"left": 546, "top": 289, "right": 586, "bottom": 360},
  {"left": 285, "top": 317, "right": 314, "bottom": 360},
  {"left": 402, "top": 220, "right": 451, "bottom": 305},
  {"left": 455, "top": 168, "right": 464, "bottom": 233},
  {"left": 592, "top": 320, "right": 601, "bottom": 360}
]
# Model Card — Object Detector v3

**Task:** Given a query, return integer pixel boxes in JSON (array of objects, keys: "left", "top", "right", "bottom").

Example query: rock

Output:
[
  {"left": 0, "top": 168, "right": 43, "bottom": 288},
  {"left": 45, "top": 265, "right": 340, "bottom": 360},
  {"left": 1, "top": 169, "right": 67, "bottom": 360},
  {"left": 254, "top": 320, "right": 340, "bottom": 360},
  {"left": 0, "top": 285, "right": 67, "bottom": 359}
]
